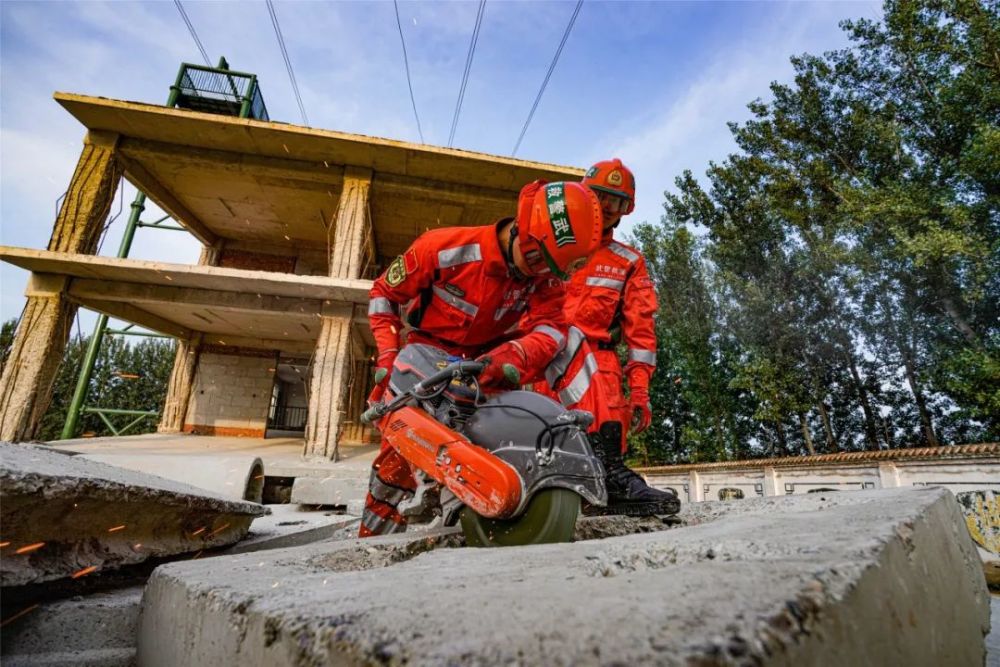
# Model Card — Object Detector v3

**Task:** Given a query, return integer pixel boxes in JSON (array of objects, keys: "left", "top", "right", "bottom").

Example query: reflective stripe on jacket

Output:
[{"left": 368, "top": 220, "right": 569, "bottom": 372}]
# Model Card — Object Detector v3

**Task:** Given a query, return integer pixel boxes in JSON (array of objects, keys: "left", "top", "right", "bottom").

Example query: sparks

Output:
[
  {"left": 0, "top": 604, "right": 39, "bottom": 628},
  {"left": 207, "top": 522, "right": 231, "bottom": 538},
  {"left": 107, "top": 525, "right": 126, "bottom": 533},
  {"left": 15, "top": 542, "right": 45, "bottom": 554},
  {"left": 71, "top": 566, "right": 97, "bottom": 579},
  {"left": 0, "top": 541, "right": 10, "bottom": 548},
  {"left": 190, "top": 527, "right": 206, "bottom": 536}
]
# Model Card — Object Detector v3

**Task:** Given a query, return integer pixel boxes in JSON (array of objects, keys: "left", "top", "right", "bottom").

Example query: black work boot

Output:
[{"left": 584, "top": 422, "right": 680, "bottom": 517}]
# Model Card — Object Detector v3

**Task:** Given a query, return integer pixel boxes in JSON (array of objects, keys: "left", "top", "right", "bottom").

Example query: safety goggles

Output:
[{"left": 595, "top": 190, "right": 631, "bottom": 215}]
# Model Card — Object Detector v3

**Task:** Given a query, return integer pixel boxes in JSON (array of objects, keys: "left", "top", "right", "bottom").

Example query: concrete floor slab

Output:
[
  {"left": 0, "top": 442, "right": 266, "bottom": 586},
  {"left": 227, "top": 505, "right": 359, "bottom": 554},
  {"left": 138, "top": 487, "right": 989, "bottom": 666}
]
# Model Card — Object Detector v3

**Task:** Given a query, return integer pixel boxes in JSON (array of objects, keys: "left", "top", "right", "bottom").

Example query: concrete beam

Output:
[
  {"left": 136, "top": 488, "right": 988, "bottom": 666},
  {"left": 117, "top": 153, "right": 217, "bottom": 246},
  {"left": 0, "top": 442, "right": 266, "bottom": 586}
]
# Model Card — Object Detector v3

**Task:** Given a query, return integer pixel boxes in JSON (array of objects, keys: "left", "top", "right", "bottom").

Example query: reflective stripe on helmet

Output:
[
  {"left": 608, "top": 242, "right": 639, "bottom": 263},
  {"left": 438, "top": 244, "right": 483, "bottom": 268},
  {"left": 368, "top": 297, "right": 397, "bottom": 316},
  {"left": 559, "top": 351, "right": 599, "bottom": 406},
  {"left": 544, "top": 183, "right": 575, "bottom": 248},
  {"left": 585, "top": 276, "right": 625, "bottom": 291},
  {"left": 628, "top": 348, "right": 657, "bottom": 365},
  {"left": 533, "top": 324, "right": 566, "bottom": 350},
  {"left": 432, "top": 285, "right": 479, "bottom": 317}
]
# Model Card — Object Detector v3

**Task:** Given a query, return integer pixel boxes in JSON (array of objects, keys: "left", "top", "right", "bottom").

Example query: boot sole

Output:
[{"left": 582, "top": 497, "right": 681, "bottom": 518}]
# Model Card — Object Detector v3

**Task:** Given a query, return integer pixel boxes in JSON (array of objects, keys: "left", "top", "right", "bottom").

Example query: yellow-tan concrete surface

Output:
[
  {"left": 54, "top": 93, "right": 584, "bottom": 261},
  {"left": 1, "top": 246, "right": 374, "bottom": 352}
]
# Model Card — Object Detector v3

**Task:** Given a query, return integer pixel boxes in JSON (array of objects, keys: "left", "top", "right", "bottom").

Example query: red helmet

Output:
[
  {"left": 516, "top": 180, "right": 602, "bottom": 280},
  {"left": 582, "top": 158, "right": 635, "bottom": 215}
]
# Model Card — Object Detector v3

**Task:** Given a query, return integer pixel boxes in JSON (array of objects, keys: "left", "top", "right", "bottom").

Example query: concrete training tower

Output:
[{"left": 0, "top": 70, "right": 582, "bottom": 460}]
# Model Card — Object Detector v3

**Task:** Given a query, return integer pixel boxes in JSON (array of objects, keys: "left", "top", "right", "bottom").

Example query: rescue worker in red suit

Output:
[
  {"left": 359, "top": 180, "right": 604, "bottom": 537},
  {"left": 567, "top": 159, "right": 678, "bottom": 516}
]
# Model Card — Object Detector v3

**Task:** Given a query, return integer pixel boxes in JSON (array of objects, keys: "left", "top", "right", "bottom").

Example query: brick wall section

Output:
[{"left": 183, "top": 352, "right": 276, "bottom": 438}]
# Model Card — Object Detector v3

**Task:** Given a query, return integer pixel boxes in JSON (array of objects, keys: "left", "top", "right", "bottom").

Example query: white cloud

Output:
[{"left": 595, "top": 3, "right": 869, "bottom": 235}]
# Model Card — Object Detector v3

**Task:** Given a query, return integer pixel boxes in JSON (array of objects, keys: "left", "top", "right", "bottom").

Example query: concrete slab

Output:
[
  {"left": 228, "top": 505, "right": 359, "bottom": 554},
  {"left": 53, "top": 93, "right": 583, "bottom": 258},
  {"left": 75, "top": 453, "right": 264, "bottom": 503},
  {"left": 138, "top": 487, "right": 989, "bottom": 666},
  {"left": 0, "top": 442, "right": 266, "bottom": 586},
  {"left": 287, "top": 442, "right": 376, "bottom": 509},
  {"left": 2, "top": 246, "right": 372, "bottom": 352},
  {"left": 1, "top": 587, "right": 142, "bottom": 667}
]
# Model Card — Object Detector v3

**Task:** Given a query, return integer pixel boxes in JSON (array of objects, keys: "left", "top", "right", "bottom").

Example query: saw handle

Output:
[
  {"left": 414, "top": 360, "right": 486, "bottom": 393},
  {"left": 362, "top": 360, "right": 486, "bottom": 425}
]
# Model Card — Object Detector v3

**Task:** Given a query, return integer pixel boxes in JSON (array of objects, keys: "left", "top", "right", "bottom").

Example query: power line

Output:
[
  {"left": 266, "top": 0, "right": 309, "bottom": 126},
  {"left": 511, "top": 0, "right": 583, "bottom": 157},
  {"left": 174, "top": 0, "right": 211, "bottom": 66},
  {"left": 447, "top": 0, "right": 486, "bottom": 148},
  {"left": 393, "top": 0, "right": 425, "bottom": 144}
]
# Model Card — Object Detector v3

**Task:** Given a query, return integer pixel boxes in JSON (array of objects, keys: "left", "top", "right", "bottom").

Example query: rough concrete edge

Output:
[
  {"left": 0, "top": 513, "right": 257, "bottom": 587},
  {"left": 681, "top": 488, "right": 991, "bottom": 666},
  {"left": 3, "top": 471, "right": 267, "bottom": 516}
]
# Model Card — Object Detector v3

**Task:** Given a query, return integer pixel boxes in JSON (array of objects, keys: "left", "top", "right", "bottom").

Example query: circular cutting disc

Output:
[{"left": 460, "top": 488, "right": 581, "bottom": 548}]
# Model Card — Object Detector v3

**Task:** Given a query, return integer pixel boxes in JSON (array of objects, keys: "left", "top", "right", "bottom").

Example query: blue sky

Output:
[{"left": 0, "top": 0, "right": 879, "bottom": 326}]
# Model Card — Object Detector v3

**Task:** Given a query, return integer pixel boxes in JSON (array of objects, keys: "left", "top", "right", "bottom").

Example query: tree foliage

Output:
[
  {"left": 1, "top": 318, "right": 176, "bottom": 441},
  {"left": 632, "top": 0, "right": 998, "bottom": 463}
]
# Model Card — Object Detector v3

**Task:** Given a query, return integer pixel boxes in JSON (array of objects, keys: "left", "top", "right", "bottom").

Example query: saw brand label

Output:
[{"left": 545, "top": 183, "right": 575, "bottom": 248}]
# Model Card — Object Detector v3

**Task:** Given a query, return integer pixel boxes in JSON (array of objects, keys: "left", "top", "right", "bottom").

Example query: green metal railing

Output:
[
  {"left": 167, "top": 57, "right": 269, "bottom": 121},
  {"left": 61, "top": 58, "right": 267, "bottom": 440}
]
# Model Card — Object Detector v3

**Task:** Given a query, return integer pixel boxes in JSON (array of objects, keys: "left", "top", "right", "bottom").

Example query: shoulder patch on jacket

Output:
[
  {"left": 385, "top": 255, "right": 408, "bottom": 287},
  {"left": 635, "top": 276, "right": 654, "bottom": 289}
]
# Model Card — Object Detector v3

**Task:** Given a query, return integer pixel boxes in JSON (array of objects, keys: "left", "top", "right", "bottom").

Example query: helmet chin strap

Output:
[{"left": 504, "top": 222, "right": 530, "bottom": 281}]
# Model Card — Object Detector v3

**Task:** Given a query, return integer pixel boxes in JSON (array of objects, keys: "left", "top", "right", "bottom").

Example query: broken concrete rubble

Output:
[
  {"left": 137, "top": 487, "right": 989, "bottom": 666},
  {"left": 0, "top": 442, "right": 266, "bottom": 586}
]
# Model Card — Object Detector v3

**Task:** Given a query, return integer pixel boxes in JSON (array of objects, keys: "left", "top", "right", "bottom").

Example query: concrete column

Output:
[
  {"left": 303, "top": 168, "right": 373, "bottom": 460},
  {"left": 304, "top": 306, "right": 355, "bottom": 460},
  {"left": 159, "top": 333, "right": 203, "bottom": 433},
  {"left": 328, "top": 167, "right": 372, "bottom": 280},
  {"left": 0, "top": 132, "right": 122, "bottom": 442},
  {"left": 157, "top": 239, "right": 221, "bottom": 432},
  {"left": 688, "top": 471, "right": 703, "bottom": 503},
  {"left": 762, "top": 467, "right": 780, "bottom": 496},
  {"left": 878, "top": 462, "right": 901, "bottom": 488}
]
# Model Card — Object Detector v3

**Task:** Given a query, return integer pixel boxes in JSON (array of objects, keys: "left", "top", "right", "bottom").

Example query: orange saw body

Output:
[{"left": 379, "top": 405, "right": 523, "bottom": 519}]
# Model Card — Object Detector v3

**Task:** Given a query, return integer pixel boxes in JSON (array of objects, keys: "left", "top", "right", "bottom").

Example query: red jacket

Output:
[
  {"left": 564, "top": 239, "right": 657, "bottom": 390},
  {"left": 368, "top": 220, "right": 568, "bottom": 372}
]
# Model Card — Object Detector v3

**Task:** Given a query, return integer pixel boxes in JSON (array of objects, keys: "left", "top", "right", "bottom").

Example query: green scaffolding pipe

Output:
[{"left": 61, "top": 194, "right": 147, "bottom": 440}]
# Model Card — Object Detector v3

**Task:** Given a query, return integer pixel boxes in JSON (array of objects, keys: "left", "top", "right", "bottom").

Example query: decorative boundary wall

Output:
[{"left": 636, "top": 444, "right": 1000, "bottom": 503}]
